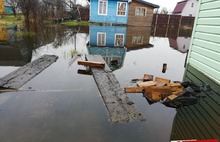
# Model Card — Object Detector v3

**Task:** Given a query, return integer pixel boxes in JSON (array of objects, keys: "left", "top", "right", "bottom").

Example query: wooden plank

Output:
[
  {"left": 85, "top": 54, "right": 111, "bottom": 72},
  {"left": 0, "top": 55, "right": 58, "bottom": 89},
  {"left": 155, "top": 77, "right": 171, "bottom": 84},
  {"left": 86, "top": 55, "right": 145, "bottom": 123},
  {"left": 78, "top": 60, "right": 105, "bottom": 68},
  {"left": 137, "top": 81, "right": 156, "bottom": 87},
  {"left": 124, "top": 86, "right": 144, "bottom": 93}
]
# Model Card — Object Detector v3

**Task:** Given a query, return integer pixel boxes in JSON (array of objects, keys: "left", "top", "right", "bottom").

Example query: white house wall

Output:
[
  {"left": 182, "top": 0, "right": 199, "bottom": 16},
  {"left": 177, "top": 37, "right": 191, "bottom": 53}
]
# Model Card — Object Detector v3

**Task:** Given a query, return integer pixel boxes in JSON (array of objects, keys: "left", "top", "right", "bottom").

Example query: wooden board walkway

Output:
[
  {"left": 86, "top": 55, "right": 145, "bottom": 123},
  {"left": 0, "top": 55, "right": 58, "bottom": 90}
]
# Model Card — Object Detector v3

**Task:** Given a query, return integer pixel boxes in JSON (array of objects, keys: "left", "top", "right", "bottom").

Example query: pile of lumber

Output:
[{"left": 125, "top": 74, "right": 184, "bottom": 103}]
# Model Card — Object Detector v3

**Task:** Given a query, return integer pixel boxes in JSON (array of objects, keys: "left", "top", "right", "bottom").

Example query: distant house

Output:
[
  {"left": 173, "top": 0, "right": 199, "bottom": 17},
  {"left": 187, "top": 0, "right": 220, "bottom": 84},
  {"left": 4, "top": 5, "right": 13, "bottom": 15},
  {"left": 127, "top": 0, "right": 159, "bottom": 26},
  {"left": 89, "top": 0, "right": 159, "bottom": 26}
]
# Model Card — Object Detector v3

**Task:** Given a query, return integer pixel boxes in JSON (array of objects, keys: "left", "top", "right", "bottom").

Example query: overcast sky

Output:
[
  {"left": 146, "top": 0, "right": 180, "bottom": 11},
  {"left": 76, "top": 0, "right": 180, "bottom": 11}
]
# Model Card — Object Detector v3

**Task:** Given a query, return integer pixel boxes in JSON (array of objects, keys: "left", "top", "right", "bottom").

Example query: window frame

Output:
[
  {"left": 132, "top": 36, "right": 144, "bottom": 44},
  {"left": 98, "top": 0, "right": 108, "bottom": 15},
  {"left": 114, "top": 33, "right": 124, "bottom": 47},
  {"left": 135, "top": 7, "right": 147, "bottom": 16},
  {"left": 97, "top": 32, "right": 106, "bottom": 46},
  {"left": 116, "top": 2, "right": 127, "bottom": 16}
]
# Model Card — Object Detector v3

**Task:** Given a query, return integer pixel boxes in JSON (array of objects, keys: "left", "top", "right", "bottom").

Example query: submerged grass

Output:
[
  {"left": 62, "top": 20, "right": 89, "bottom": 26},
  {"left": 0, "top": 15, "right": 24, "bottom": 26},
  {"left": 16, "top": 31, "right": 36, "bottom": 37}
]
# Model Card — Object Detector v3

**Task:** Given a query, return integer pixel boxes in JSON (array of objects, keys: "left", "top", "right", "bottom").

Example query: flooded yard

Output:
[{"left": 0, "top": 25, "right": 219, "bottom": 142}]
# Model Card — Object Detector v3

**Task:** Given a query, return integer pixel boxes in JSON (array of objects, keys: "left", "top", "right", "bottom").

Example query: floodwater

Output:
[{"left": 0, "top": 25, "right": 219, "bottom": 142}]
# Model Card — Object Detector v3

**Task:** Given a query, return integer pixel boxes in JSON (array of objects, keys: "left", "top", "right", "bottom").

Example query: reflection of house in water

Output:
[
  {"left": 88, "top": 47, "right": 126, "bottom": 71},
  {"left": 168, "top": 37, "right": 191, "bottom": 53},
  {"left": 126, "top": 26, "right": 152, "bottom": 51},
  {"left": 0, "top": 26, "right": 8, "bottom": 42},
  {"left": 88, "top": 25, "right": 153, "bottom": 70},
  {"left": 0, "top": 26, "right": 32, "bottom": 66},
  {"left": 170, "top": 64, "right": 220, "bottom": 140},
  {"left": 0, "top": 44, "right": 32, "bottom": 66},
  {"left": 88, "top": 25, "right": 126, "bottom": 71}
]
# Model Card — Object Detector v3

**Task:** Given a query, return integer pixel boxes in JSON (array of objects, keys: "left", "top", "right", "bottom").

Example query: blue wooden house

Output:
[
  {"left": 89, "top": 0, "right": 129, "bottom": 25},
  {"left": 89, "top": 0, "right": 159, "bottom": 26}
]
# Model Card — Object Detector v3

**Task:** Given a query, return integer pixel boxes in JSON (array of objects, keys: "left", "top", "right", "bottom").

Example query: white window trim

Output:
[
  {"left": 114, "top": 33, "right": 124, "bottom": 46},
  {"left": 98, "top": 0, "right": 108, "bottom": 15},
  {"left": 132, "top": 36, "right": 144, "bottom": 44},
  {"left": 97, "top": 32, "right": 106, "bottom": 46},
  {"left": 116, "top": 2, "right": 127, "bottom": 17},
  {"left": 135, "top": 7, "right": 147, "bottom": 16}
]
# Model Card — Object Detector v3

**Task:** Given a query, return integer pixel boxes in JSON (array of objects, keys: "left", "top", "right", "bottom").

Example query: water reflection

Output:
[
  {"left": 170, "top": 64, "right": 220, "bottom": 140},
  {"left": 0, "top": 25, "right": 198, "bottom": 142},
  {"left": 88, "top": 25, "right": 154, "bottom": 70},
  {"left": 168, "top": 37, "right": 191, "bottom": 53}
]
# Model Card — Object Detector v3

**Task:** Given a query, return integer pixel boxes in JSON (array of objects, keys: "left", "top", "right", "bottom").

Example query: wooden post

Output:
[
  {"left": 78, "top": 60, "right": 105, "bottom": 68},
  {"left": 177, "top": 16, "right": 183, "bottom": 36},
  {"left": 166, "top": 15, "right": 171, "bottom": 37},
  {"left": 154, "top": 14, "right": 158, "bottom": 36}
]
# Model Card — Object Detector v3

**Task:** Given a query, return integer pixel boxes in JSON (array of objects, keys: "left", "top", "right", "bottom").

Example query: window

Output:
[
  {"left": 132, "top": 36, "right": 143, "bottom": 44},
  {"left": 135, "top": 7, "right": 147, "bottom": 16},
  {"left": 115, "top": 34, "right": 124, "bottom": 46},
  {"left": 97, "top": 32, "right": 106, "bottom": 46},
  {"left": 98, "top": 0, "right": 108, "bottom": 15},
  {"left": 117, "top": 2, "right": 127, "bottom": 16},
  {"left": 191, "top": 3, "right": 194, "bottom": 7}
]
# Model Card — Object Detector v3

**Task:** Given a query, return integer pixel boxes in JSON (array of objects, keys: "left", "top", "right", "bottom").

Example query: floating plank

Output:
[
  {"left": 137, "top": 81, "right": 157, "bottom": 87},
  {"left": 86, "top": 55, "right": 145, "bottom": 123},
  {"left": 143, "top": 74, "right": 154, "bottom": 81},
  {"left": 78, "top": 60, "right": 105, "bottom": 68},
  {"left": 0, "top": 55, "right": 58, "bottom": 89},
  {"left": 124, "top": 86, "right": 144, "bottom": 93},
  {"left": 155, "top": 77, "right": 171, "bottom": 84}
]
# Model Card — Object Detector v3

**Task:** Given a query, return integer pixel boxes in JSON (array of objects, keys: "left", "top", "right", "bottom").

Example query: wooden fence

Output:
[{"left": 151, "top": 14, "right": 195, "bottom": 37}]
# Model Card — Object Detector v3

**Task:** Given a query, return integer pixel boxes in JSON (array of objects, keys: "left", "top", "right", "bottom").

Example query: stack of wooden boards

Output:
[{"left": 125, "top": 74, "right": 184, "bottom": 103}]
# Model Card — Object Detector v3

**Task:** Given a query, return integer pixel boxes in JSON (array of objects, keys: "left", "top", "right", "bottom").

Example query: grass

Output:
[
  {"left": 62, "top": 20, "right": 89, "bottom": 26},
  {"left": 0, "top": 15, "right": 24, "bottom": 26},
  {"left": 16, "top": 31, "right": 36, "bottom": 37}
]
